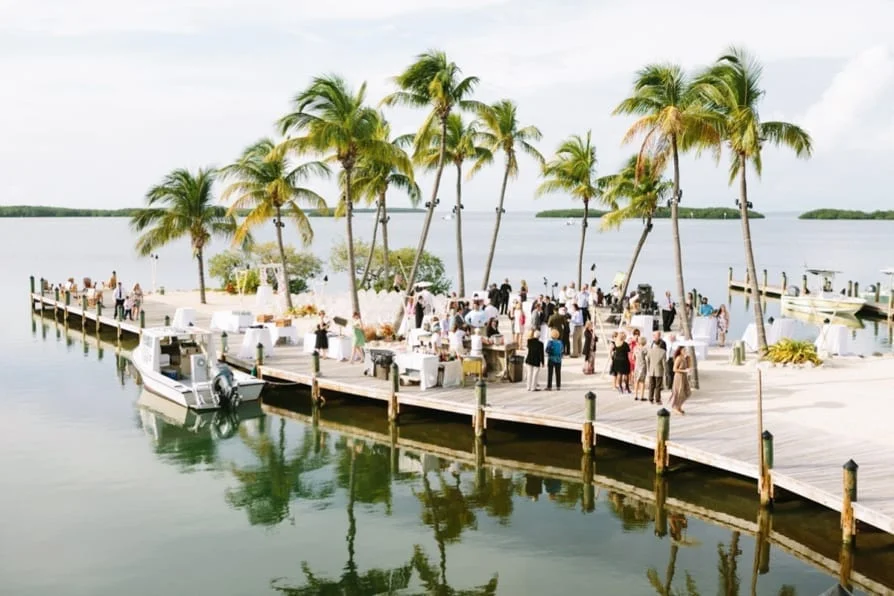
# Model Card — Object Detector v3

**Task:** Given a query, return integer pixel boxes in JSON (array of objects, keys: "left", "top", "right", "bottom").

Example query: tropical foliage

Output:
[
  {"left": 131, "top": 167, "right": 237, "bottom": 304},
  {"left": 329, "top": 240, "right": 451, "bottom": 295},
  {"left": 221, "top": 138, "right": 328, "bottom": 309},
  {"left": 537, "top": 131, "right": 599, "bottom": 289},
  {"left": 693, "top": 47, "right": 812, "bottom": 353},
  {"left": 535, "top": 207, "right": 763, "bottom": 219},
  {"left": 799, "top": 209, "right": 894, "bottom": 220},
  {"left": 208, "top": 242, "right": 322, "bottom": 294},
  {"left": 766, "top": 339, "right": 822, "bottom": 366}
]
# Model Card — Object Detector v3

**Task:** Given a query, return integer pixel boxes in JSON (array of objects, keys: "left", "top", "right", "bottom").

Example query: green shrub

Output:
[{"left": 765, "top": 339, "right": 822, "bottom": 366}]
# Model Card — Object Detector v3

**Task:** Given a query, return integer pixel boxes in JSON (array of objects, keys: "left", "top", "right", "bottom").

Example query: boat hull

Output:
[{"left": 780, "top": 295, "right": 865, "bottom": 316}]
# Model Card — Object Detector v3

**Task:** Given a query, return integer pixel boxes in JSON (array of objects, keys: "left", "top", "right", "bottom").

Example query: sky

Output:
[{"left": 1, "top": 0, "right": 893, "bottom": 213}]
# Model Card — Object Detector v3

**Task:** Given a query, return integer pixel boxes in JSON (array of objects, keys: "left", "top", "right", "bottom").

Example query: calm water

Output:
[{"left": 2, "top": 216, "right": 894, "bottom": 595}]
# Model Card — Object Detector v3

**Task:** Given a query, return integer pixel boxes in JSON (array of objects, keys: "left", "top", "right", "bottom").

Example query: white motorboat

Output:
[
  {"left": 780, "top": 269, "right": 865, "bottom": 316},
  {"left": 131, "top": 326, "right": 264, "bottom": 410},
  {"left": 564, "top": 218, "right": 577, "bottom": 226},
  {"left": 780, "top": 305, "right": 864, "bottom": 330},
  {"left": 861, "top": 268, "right": 894, "bottom": 304}
]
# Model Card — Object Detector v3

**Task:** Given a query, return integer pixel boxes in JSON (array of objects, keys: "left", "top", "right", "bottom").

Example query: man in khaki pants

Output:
[
  {"left": 570, "top": 304, "right": 584, "bottom": 357},
  {"left": 645, "top": 340, "right": 667, "bottom": 404}
]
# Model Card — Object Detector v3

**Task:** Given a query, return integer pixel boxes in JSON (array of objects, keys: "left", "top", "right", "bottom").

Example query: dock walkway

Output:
[{"left": 31, "top": 290, "right": 894, "bottom": 537}]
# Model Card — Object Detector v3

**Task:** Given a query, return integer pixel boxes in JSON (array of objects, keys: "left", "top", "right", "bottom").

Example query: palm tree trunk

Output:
[
  {"left": 359, "top": 199, "right": 382, "bottom": 289},
  {"left": 670, "top": 136, "right": 699, "bottom": 389},
  {"left": 394, "top": 116, "right": 448, "bottom": 326},
  {"left": 577, "top": 199, "right": 589, "bottom": 289},
  {"left": 344, "top": 167, "right": 361, "bottom": 316},
  {"left": 274, "top": 205, "right": 294, "bottom": 310},
  {"left": 455, "top": 162, "right": 466, "bottom": 297},
  {"left": 481, "top": 162, "right": 511, "bottom": 290},
  {"left": 620, "top": 215, "right": 653, "bottom": 298},
  {"left": 197, "top": 246, "right": 207, "bottom": 304},
  {"left": 381, "top": 192, "right": 390, "bottom": 290},
  {"left": 739, "top": 153, "right": 767, "bottom": 353}
]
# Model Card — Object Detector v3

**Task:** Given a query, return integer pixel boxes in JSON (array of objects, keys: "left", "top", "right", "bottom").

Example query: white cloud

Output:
[
  {"left": 0, "top": 0, "right": 508, "bottom": 35},
  {"left": 801, "top": 45, "right": 894, "bottom": 151}
]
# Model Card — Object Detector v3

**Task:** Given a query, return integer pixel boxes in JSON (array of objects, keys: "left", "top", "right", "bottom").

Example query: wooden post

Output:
[
  {"left": 474, "top": 436, "right": 486, "bottom": 472},
  {"left": 139, "top": 310, "right": 146, "bottom": 329},
  {"left": 30, "top": 275, "right": 35, "bottom": 295},
  {"left": 219, "top": 331, "right": 228, "bottom": 355},
  {"left": 761, "top": 269, "right": 767, "bottom": 291},
  {"left": 255, "top": 342, "right": 264, "bottom": 365},
  {"left": 164, "top": 315, "right": 170, "bottom": 326},
  {"left": 582, "top": 391, "right": 596, "bottom": 453},
  {"left": 117, "top": 321, "right": 122, "bottom": 341},
  {"left": 64, "top": 290, "right": 71, "bottom": 321},
  {"left": 801, "top": 274, "right": 808, "bottom": 294},
  {"left": 838, "top": 543, "right": 854, "bottom": 592},
  {"left": 54, "top": 287, "right": 60, "bottom": 315},
  {"left": 388, "top": 361, "right": 400, "bottom": 422},
  {"left": 875, "top": 281, "right": 881, "bottom": 303},
  {"left": 654, "top": 476, "right": 668, "bottom": 537},
  {"left": 847, "top": 280, "right": 853, "bottom": 297},
  {"left": 728, "top": 267, "right": 733, "bottom": 287},
  {"left": 760, "top": 430, "right": 774, "bottom": 507},
  {"left": 655, "top": 408, "right": 670, "bottom": 474},
  {"left": 841, "top": 459, "right": 858, "bottom": 546},
  {"left": 39, "top": 277, "right": 45, "bottom": 295},
  {"left": 390, "top": 421, "right": 400, "bottom": 480},
  {"left": 781, "top": 272, "right": 787, "bottom": 292},
  {"left": 581, "top": 452, "right": 595, "bottom": 513},
  {"left": 853, "top": 282, "right": 859, "bottom": 297},
  {"left": 96, "top": 302, "right": 102, "bottom": 332},
  {"left": 474, "top": 379, "right": 487, "bottom": 439},
  {"left": 311, "top": 350, "right": 321, "bottom": 402},
  {"left": 751, "top": 506, "right": 772, "bottom": 587},
  {"left": 81, "top": 295, "right": 87, "bottom": 313}
]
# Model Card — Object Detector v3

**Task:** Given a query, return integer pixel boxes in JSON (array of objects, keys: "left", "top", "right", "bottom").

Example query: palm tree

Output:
[
  {"left": 601, "top": 155, "right": 673, "bottom": 297},
  {"left": 220, "top": 138, "right": 329, "bottom": 310},
  {"left": 614, "top": 64, "right": 720, "bottom": 388},
  {"left": 416, "top": 113, "right": 491, "bottom": 297},
  {"left": 694, "top": 48, "right": 812, "bottom": 353},
  {"left": 131, "top": 167, "right": 237, "bottom": 304},
  {"left": 279, "top": 75, "right": 406, "bottom": 316},
  {"left": 473, "top": 100, "right": 544, "bottom": 289},
  {"left": 352, "top": 116, "right": 420, "bottom": 289},
  {"left": 382, "top": 50, "right": 480, "bottom": 306},
  {"left": 536, "top": 131, "right": 599, "bottom": 289}
]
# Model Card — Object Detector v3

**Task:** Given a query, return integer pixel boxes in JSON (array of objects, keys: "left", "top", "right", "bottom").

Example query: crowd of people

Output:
[{"left": 48, "top": 270, "right": 144, "bottom": 321}]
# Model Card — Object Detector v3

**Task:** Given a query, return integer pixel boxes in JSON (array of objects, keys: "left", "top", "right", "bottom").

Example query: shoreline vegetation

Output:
[
  {"left": 799, "top": 209, "right": 894, "bottom": 220},
  {"left": 0, "top": 205, "right": 423, "bottom": 218},
  {"left": 536, "top": 206, "right": 765, "bottom": 219}
]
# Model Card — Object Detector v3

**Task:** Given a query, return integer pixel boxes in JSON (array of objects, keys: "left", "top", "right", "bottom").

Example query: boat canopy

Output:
[
  {"left": 140, "top": 326, "right": 212, "bottom": 339},
  {"left": 806, "top": 268, "right": 842, "bottom": 276},
  {"left": 881, "top": 268, "right": 894, "bottom": 275}
]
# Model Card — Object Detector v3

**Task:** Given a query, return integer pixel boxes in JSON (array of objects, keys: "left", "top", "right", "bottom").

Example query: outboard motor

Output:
[{"left": 212, "top": 364, "right": 241, "bottom": 410}]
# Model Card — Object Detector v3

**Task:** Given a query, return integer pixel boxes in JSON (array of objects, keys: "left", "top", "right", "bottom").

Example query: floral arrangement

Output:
[
  {"left": 378, "top": 322, "right": 395, "bottom": 341},
  {"left": 363, "top": 325, "right": 378, "bottom": 341},
  {"left": 287, "top": 304, "right": 319, "bottom": 318}
]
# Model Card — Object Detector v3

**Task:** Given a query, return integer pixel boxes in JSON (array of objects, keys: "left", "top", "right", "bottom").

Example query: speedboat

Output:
[
  {"left": 780, "top": 306, "right": 864, "bottom": 330},
  {"left": 861, "top": 268, "right": 894, "bottom": 304},
  {"left": 131, "top": 326, "right": 264, "bottom": 410},
  {"left": 780, "top": 269, "right": 865, "bottom": 316}
]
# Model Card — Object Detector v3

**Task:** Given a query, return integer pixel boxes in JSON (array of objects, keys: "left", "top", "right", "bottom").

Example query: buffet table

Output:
[
  {"left": 815, "top": 324, "right": 850, "bottom": 355},
  {"left": 741, "top": 318, "right": 799, "bottom": 352},
  {"left": 303, "top": 333, "right": 351, "bottom": 360},
  {"left": 237, "top": 326, "right": 274, "bottom": 360},
  {"left": 210, "top": 310, "right": 253, "bottom": 333},
  {"left": 692, "top": 317, "right": 718, "bottom": 345},
  {"left": 394, "top": 352, "right": 440, "bottom": 390},
  {"left": 264, "top": 322, "right": 298, "bottom": 345}
]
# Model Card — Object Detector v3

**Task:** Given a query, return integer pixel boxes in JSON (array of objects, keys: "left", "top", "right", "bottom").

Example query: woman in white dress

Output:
[{"left": 512, "top": 300, "right": 524, "bottom": 346}]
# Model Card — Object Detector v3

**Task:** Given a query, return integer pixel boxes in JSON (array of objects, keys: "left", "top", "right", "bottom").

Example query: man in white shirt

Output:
[
  {"left": 483, "top": 299, "right": 499, "bottom": 322},
  {"left": 449, "top": 325, "right": 466, "bottom": 356},
  {"left": 564, "top": 282, "right": 577, "bottom": 304},
  {"left": 661, "top": 290, "right": 676, "bottom": 332},
  {"left": 113, "top": 282, "right": 125, "bottom": 319},
  {"left": 465, "top": 303, "right": 488, "bottom": 328},
  {"left": 576, "top": 284, "right": 590, "bottom": 323}
]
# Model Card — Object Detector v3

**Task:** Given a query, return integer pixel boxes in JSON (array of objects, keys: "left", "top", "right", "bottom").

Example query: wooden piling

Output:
[
  {"left": 582, "top": 391, "right": 596, "bottom": 453},
  {"left": 654, "top": 476, "right": 668, "bottom": 537},
  {"left": 753, "top": 506, "right": 772, "bottom": 582},
  {"left": 762, "top": 269, "right": 768, "bottom": 290},
  {"left": 841, "top": 459, "right": 858, "bottom": 545},
  {"left": 139, "top": 310, "right": 145, "bottom": 329},
  {"left": 388, "top": 361, "right": 400, "bottom": 422},
  {"left": 655, "top": 408, "right": 670, "bottom": 474},
  {"left": 474, "top": 379, "right": 487, "bottom": 439},
  {"left": 847, "top": 280, "right": 854, "bottom": 297},
  {"left": 164, "top": 315, "right": 170, "bottom": 326},
  {"left": 781, "top": 272, "right": 787, "bottom": 292},
  {"left": 874, "top": 282, "right": 881, "bottom": 303},
  {"left": 853, "top": 281, "right": 859, "bottom": 297},
  {"left": 96, "top": 302, "right": 102, "bottom": 332},
  {"left": 838, "top": 543, "right": 854, "bottom": 592},
  {"left": 728, "top": 267, "right": 733, "bottom": 286},
  {"left": 54, "top": 287, "right": 59, "bottom": 315},
  {"left": 760, "top": 430, "right": 774, "bottom": 507},
  {"left": 801, "top": 274, "right": 808, "bottom": 294},
  {"left": 311, "top": 350, "right": 321, "bottom": 402},
  {"left": 30, "top": 275, "right": 35, "bottom": 295},
  {"left": 117, "top": 321, "right": 123, "bottom": 341},
  {"left": 81, "top": 295, "right": 87, "bottom": 313},
  {"left": 581, "top": 452, "right": 595, "bottom": 513},
  {"left": 64, "top": 290, "right": 71, "bottom": 322},
  {"left": 255, "top": 342, "right": 264, "bottom": 366},
  {"left": 219, "top": 331, "right": 227, "bottom": 355}
]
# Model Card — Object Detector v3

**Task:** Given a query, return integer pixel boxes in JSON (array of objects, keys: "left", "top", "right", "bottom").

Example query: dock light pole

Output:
[{"left": 150, "top": 254, "right": 159, "bottom": 293}]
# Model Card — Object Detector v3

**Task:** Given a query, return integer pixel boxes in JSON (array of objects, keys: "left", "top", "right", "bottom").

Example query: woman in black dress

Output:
[
  {"left": 612, "top": 332, "right": 631, "bottom": 394},
  {"left": 314, "top": 310, "right": 330, "bottom": 358},
  {"left": 414, "top": 295, "right": 424, "bottom": 329}
]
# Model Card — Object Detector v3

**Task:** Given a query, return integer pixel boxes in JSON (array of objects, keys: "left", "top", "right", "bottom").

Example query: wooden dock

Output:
[
  {"left": 30, "top": 286, "right": 894, "bottom": 541},
  {"left": 728, "top": 267, "right": 894, "bottom": 321}
]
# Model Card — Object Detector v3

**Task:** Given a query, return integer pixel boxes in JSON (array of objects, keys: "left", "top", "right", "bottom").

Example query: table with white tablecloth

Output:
[
  {"left": 264, "top": 323, "right": 298, "bottom": 345},
  {"left": 210, "top": 310, "right": 253, "bottom": 333},
  {"left": 815, "top": 324, "right": 851, "bottom": 355},
  {"left": 629, "top": 314, "right": 656, "bottom": 338},
  {"left": 172, "top": 307, "right": 196, "bottom": 329},
  {"left": 741, "top": 318, "right": 800, "bottom": 352},
  {"left": 237, "top": 327, "right": 275, "bottom": 360},
  {"left": 441, "top": 359, "right": 462, "bottom": 388},
  {"left": 303, "top": 333, "right": 317, "bottom": 353},
  {"left": 395, "top": 352, "right": 440, "bottom": 390},
  {"left": 692, "top": 317, "right": 718, "bottom": 345},
  {"left": 328, "top": 336, "right": 352, "bottom": 361}
]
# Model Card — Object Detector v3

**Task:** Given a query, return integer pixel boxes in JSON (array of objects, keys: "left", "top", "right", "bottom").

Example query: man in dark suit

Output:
[{"left": 499, "top": 279, "right": 512, "bottom": 315}]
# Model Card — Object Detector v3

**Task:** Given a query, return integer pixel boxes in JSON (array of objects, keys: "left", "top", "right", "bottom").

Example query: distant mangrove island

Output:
[
  {"left": 798, "top": 209, "right": 894, "bottom": 220},
  {"left": 0, "top": 205, "right": 424, "bottom": 218},
  {"left": 536, "top": 206, "right": 765, "bottom": 219}
]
